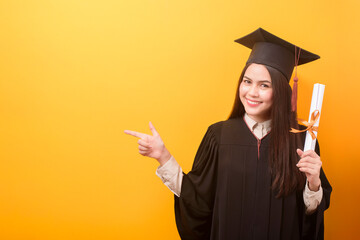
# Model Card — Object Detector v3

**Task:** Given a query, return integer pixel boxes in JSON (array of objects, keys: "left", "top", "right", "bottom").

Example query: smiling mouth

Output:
[{"left": 246, "top": 99, "right": 261, "bottom": 105}]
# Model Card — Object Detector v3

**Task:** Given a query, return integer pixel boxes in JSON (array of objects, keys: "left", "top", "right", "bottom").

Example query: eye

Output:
[
  {"left": 243, "top": 79, "right": 251, "bottom": 84},
  {"left": 260, "top": 83, "right": 271, "bottom": 89}
]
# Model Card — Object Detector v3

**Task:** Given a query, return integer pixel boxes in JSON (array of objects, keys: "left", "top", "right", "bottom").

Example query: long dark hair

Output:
[{"left": 229, "top": 63, "right": 305, "bottom": 197}]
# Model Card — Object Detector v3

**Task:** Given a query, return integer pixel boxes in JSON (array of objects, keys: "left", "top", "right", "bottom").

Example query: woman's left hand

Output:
[{"left": 296, "top": 149, "right": 322, "bottom": 191}]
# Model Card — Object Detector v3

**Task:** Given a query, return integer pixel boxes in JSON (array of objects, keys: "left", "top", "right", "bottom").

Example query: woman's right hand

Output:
[{"left": 124, "top": 122, "right": 171, "bottom": 166}]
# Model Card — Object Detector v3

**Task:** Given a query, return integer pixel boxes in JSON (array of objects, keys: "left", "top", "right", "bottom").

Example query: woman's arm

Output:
[
  {"left": 125, "top": 122, "right": 184, "bottom": 196},
  {"left": 156, "top": 156, "right": 183, "bottom": 196},
  {"left": 297, "top": 149, "right": 323, "bottom": 214}
]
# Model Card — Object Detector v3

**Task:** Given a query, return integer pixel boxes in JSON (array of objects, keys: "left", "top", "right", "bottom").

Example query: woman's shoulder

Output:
[
  {"left": 211, "top": 117, "right": 243, "bottom": 126},
  {"left": 207, "top": 118, "right": 245, "bottom": 140}
]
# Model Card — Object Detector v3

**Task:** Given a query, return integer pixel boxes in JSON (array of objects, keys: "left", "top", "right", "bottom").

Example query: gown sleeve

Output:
[
  {"left": 174, "top": 123, "right": 221, "bottom": 240},
  {"left": 301, "top": 141, "right": 332, "bottom": 240}
]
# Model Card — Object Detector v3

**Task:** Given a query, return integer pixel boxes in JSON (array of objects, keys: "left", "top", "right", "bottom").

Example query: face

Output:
[{"left": 239, "top": 63, "right": 273, "bottom": 122}]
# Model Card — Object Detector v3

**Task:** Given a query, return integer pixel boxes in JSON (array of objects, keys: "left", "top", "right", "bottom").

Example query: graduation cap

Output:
[
  {"left": 235, "top": 28, "right": 319, "bottom": 81},
  {"left": 234, "top": 28, "right": 320, "bottom": 111}
]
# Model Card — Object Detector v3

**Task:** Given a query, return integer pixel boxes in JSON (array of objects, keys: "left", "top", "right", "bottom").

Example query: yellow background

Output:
[{"left": 0, "top": 0, "right": 359, "bottom": 239}]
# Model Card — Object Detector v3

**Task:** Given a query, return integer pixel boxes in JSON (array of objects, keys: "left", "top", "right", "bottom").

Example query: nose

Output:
[{"left": 248, "top": 85, "right": 259, "bottom": 97}]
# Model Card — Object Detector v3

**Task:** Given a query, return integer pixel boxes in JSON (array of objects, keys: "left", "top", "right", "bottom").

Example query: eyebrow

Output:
[{"left": 243, "top": 76, "right": 272, "bottom": 84}]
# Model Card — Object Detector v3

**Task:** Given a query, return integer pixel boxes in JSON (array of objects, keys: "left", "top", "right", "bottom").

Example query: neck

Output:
[{"left": 245, "top": 113, "right": 271, "bottom": 123}]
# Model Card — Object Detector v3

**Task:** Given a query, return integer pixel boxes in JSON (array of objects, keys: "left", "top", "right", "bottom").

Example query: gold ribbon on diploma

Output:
[{"left": 290, "top": 110, "right": 320, "bottom": 140}]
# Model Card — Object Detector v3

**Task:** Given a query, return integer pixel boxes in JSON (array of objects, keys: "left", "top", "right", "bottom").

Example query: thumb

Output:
[
  {"left": 149, "top": 121, "right": 159, "bottom": 136},
  {"left": 296, "top": 148, "right": 304, "bottom": 157}
]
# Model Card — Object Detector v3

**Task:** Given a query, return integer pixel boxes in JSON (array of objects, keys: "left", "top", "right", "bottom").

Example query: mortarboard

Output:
[{"left": 234, "top": 28, "right": 319, "bottom": 81}]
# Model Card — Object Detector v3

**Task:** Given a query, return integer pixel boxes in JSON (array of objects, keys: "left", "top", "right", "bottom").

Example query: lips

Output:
[{"left": 246, "top": 99, "right": 261, "bottom": 106}]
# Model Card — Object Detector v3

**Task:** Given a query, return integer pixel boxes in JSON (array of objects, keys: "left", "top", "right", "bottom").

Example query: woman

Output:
[{"left": 125, "top": 28, "right": 332, "bottom": 240}]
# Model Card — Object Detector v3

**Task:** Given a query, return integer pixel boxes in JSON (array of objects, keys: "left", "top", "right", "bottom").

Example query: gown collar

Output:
[{"left": 244, "top": 113, "right": 272, "bottom": 139}]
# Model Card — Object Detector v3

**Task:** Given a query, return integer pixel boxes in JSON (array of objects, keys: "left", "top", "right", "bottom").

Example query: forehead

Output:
[{"left": 244, "top": 63, "right": 271, "bottom": 82}]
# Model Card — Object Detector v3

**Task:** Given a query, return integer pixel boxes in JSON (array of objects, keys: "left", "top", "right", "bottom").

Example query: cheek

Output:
[
  {"left": 265, "top": 90, "right": 273, "bottom": 104},
  {"left": 239, "top": 83, "right": 246, "bottom": 97}
]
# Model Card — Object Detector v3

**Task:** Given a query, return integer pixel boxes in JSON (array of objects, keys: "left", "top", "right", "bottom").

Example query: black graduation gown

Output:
[{"left": 175, "top": 117, "right": 332, "bottom": 240}]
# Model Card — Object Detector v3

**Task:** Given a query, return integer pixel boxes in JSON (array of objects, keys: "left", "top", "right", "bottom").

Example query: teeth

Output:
[{"left": 248, "top": 100, "right": 260, "bottom": 104}]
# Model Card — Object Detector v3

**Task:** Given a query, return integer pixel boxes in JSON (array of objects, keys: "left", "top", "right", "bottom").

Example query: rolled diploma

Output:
[{"left": 303, "top": 83, "right": 325, "bottom": 151}]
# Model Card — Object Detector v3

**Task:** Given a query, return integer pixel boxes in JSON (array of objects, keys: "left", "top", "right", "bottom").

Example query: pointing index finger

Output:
[{"left": 124, "top": 130, "right": 147, "bottom": 139}]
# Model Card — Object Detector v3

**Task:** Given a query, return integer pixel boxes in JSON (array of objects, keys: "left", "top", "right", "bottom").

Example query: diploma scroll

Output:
[{"left": 303, "top": 83, "right": 325, "bottom": 151}]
